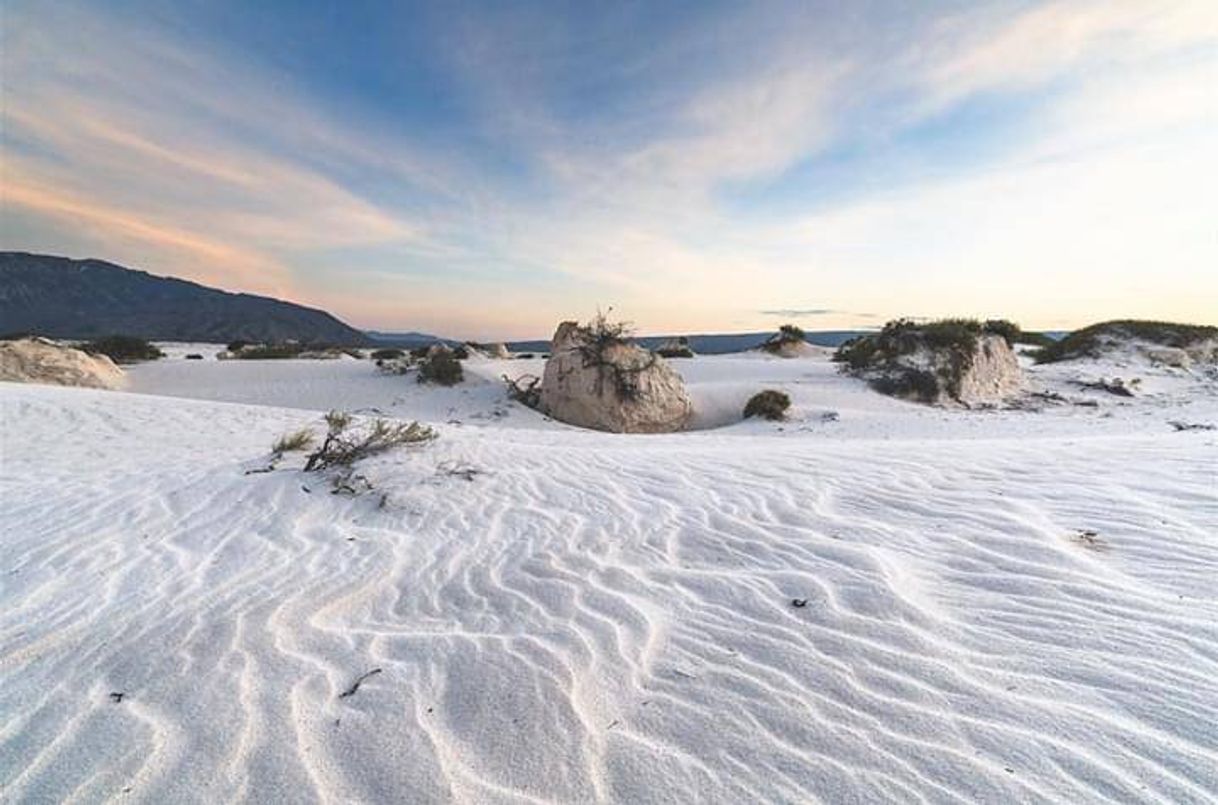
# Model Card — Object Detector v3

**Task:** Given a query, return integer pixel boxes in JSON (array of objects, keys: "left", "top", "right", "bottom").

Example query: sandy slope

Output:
[{"left": 2, "top": 351, "right": 1217, "bottom": 803}]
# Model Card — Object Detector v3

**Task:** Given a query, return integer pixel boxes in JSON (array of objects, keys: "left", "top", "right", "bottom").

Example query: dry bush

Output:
[
  {"left": 303, "top": 411, "right": 435, "bottom": 472},
  {"left": 743, "top": 390, "right": 791, "bottom": 420},
  {"left": 417, "top": 348, "right": 463, "bottom": 385},
  {"left": 503, "top": 373, "right": 542, "bottom": 409}
]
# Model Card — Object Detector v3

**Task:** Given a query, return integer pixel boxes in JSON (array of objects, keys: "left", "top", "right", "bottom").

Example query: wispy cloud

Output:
[
  {"left": 3, "top": 1, "right": 1216, "bottom": 337},
  {"left": 759, "top": 309, "right": 837, "bottom": 318}
]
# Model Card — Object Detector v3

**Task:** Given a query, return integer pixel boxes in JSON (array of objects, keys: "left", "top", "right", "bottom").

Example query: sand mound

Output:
[
  {"left": 1037, "top": 320, "right": 1218, "bottom": 365},
  {"left": 837, "top": 321, "right": 1023, "bottom": 405},
  {"left": 540, "top": 321, "right": 693, "bottom": 432},
  {"left": 0, "top": 337, "right": 125, "bottom": 389}
]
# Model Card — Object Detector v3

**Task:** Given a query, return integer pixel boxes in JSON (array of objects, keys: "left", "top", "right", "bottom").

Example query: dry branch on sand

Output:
[
  {"left": 503, "top": 373, "right": 542, "bottom": 409},
  {"left": 303, "top": 411, "right": 435, "bottom": 472}
]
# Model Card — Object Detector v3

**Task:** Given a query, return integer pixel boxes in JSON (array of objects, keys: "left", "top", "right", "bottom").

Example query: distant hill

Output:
[
  {"left": 505, "top": 330, "right": 872, "bottom": 355},
  {"left": 365, "top": 330, "right": 456, "bottom": 349},
  {"left": 0, "top": 252, "right": 370, "bottom": 345}
]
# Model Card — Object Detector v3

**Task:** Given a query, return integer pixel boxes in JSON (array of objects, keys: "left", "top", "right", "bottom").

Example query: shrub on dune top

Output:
[
  {"left": 1034, "top": 320, "right": 1218, "bottom": 364},
  {"left": 371, "top": 348, "right": 405, "bottom": 361},
  {"left": 832, "top": 318, "right": 1003, "bottom": 402},
  {"left": 759, "top": 324, "right": 807, "bottom": 354}
]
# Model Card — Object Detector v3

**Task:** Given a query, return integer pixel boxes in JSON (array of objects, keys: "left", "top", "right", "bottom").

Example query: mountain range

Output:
[
  {"left": 0, "top": 252, "right": 900, "bottom": 352},
  {"left": 0, "top": 252, "right": 370, "bottom": 344}
]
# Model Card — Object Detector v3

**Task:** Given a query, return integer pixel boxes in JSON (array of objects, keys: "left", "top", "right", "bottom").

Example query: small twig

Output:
[
  {"left": 338, "top": 668, "right": 383, "bottom": 699},
  {"left": 243, "top": 463, "right": 277, "bottom": 475}
]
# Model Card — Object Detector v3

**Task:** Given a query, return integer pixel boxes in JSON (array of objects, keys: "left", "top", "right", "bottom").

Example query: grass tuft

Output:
[{"left": 272, "top": 428, "right": 315, "bottom": 454}]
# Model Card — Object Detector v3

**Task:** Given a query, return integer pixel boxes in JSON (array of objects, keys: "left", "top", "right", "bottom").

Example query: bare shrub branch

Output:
[{"left": 304, "top": 412, "right": 435, "bottom": 473}]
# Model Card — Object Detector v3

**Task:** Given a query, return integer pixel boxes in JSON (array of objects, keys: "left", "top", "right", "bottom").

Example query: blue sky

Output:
[{"left": 2, "top": 0, "right": 1215, "bottom": 338}]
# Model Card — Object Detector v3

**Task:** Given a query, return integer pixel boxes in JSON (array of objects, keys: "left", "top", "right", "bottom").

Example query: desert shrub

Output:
[
  {"left": 417, "top": 347, "right": 463, "bottom": 385},
  {"left": 1034, "top": 320, "right": 1218, "bottom": 363},
  {"left": 980, "top": 319, "right": 1054, "bottom": 348},
  {"left": 185, "top": 353, "right": 204, "bottom": 360},
  {"left": 236, "top": 343, "right": 307, "bottom": 359},
  {"left": 304, "top": 411, "right": 435, "bottom": 472},
  {"left": 577, "top": 310, "right": 634, "bottom": 351},
  {"left": 870, "top": 369, "right": 941, "bottom": 403},
  {"left": 981, "top": 319, "right": 1020, "bottom": 344},
  {"left": 572, "top": 310, "right": 655, "bottom": 400},
  {"left": 226, "top": 339, "right": 249, "bottom": 353},
  {"left": 834, "top": 319, "right": 979, "bottom": 364},
  {"left": 656, "top": 337, "right": 694, "bottom": 359},
  {"left": 81, "top": 335, "right": 164, "bottom": 363},
  {"left": 918, "top": 318, "right": 982, "bottom": 352},
  {"left": 371, "top": 348, "right": 405, "bottom": 360},
  {"left": 743, "top": 390, "right": 791, "bottom": 420},
  {"left": 832, "top": 335, "right": 880, "bottom": 369},
  {"left": 272, "top": 428, "right": 315, "bottom": 454}
]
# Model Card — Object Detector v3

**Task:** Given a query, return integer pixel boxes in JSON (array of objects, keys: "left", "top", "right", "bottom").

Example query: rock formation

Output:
[{"left": 540, "top": 321, "right": 693, "bottom": 432}]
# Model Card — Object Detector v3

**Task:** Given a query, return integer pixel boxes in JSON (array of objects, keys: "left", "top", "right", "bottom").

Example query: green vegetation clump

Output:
[
  {"left": 226, "top": 339, "right": 249, "bottom": 353},
  {"left": 981, "top": 319, "right": 1054, "bottom": 347},
  {"left": 235, "top": 343, "right": 306, "bottom": 359},
  {"left": 834, "top": 319, "right": 980, "bottom": 370},
  {"left": 1034, "top": 320, "right": 1218, "bottom": 364},
  {"left": 870, "top": 369, "right": 941, "bottom": 403},
  {"left": 80, "top": 335, "right": 164, "bottom": 363},
  {"left": 743, "top": 390, "right": 791, "bottom": 420},
  {"left": 371, "top": 348, "right": 405, "bottom": 361},
  {"left": 417, "top": 347, "right": 463, "bottom": 385}
]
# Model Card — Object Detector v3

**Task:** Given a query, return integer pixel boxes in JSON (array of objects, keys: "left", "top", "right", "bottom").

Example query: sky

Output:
[{"left": 2, "top": 0, "right": 1216, "bottom": 339}]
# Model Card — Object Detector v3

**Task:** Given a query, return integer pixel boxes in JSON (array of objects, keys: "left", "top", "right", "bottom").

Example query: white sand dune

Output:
[{"left": 2, "top": 349, "right": 1216, "bottom": 802}]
